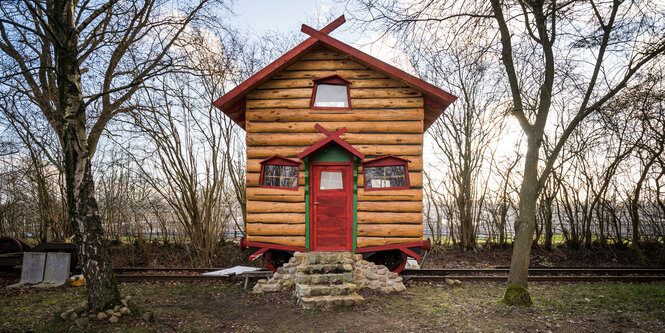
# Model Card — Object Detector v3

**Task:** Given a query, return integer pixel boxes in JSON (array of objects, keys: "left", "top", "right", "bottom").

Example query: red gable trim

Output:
[
  {"left": 362, "top": 155, "right": 411, "bottom": 166},
  {"left": 300, "top": 24, "right": 457, "bottom": 108},
  {"left": 313, "top": 74, "right": 352, "bottom": 84},
  {"left": 259, "top": 155, "right": 301, "bottom": 166},
  {"left": 212, "top": 16, "right": 346, "bottom": 113},
  {"left": 298, "top": 125, "right": 365, "bottom": 160}
]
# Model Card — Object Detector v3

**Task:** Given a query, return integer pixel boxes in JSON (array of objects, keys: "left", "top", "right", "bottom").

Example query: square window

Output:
[
  {"left": 259, "top": 155, "right": 301, "bottom": 190},
  {"left": 313, "top": 84, "right": 349, "bottom": 108},
  {"left": 362, "top": 155, "right": 411, "bottom": 191},
  {"left": 310, "top": 75, "right": 351, "bottom": 109},
  {"left": 320, "top": 171, "right": 344, "bottom": 190}
]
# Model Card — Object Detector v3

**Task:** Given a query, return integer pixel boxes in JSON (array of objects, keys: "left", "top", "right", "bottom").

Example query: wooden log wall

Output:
[{"left": 245, "top": 46, "right": 424, "bottom": 248}]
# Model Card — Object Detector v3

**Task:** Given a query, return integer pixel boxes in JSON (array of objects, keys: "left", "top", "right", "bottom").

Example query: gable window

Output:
[
  {"left": 311, "top": 74, "right": 351, "bottom": 109},
  {"left": 259, "top": 155, "right": 301, "bottom": 190},
  {"left": 362, "top": 155, "right": 410, "bottom": 191}
]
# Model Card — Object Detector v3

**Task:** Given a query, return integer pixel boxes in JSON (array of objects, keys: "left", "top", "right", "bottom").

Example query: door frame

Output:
[{"left": 309, "top": 161, "right": 354, "bottom": 251}]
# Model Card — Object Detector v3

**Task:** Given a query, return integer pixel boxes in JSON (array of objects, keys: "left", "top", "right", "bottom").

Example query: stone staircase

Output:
[{"left": 293, "top": 252, "right": 365, "bottom": 309}]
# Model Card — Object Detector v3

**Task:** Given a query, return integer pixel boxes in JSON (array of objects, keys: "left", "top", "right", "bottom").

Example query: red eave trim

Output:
[
  {"left": 297, "top": 126, "right": 365, "bottom": 160},
  {"left": 301, "top": 24, "right": 457, "bottom": 107},
  {"left": 259, "top": 155, "right": 302, "bottom": 166},
  {"left": 313, "top": 74, "right": 352, "bottom": 84},
  {"left": 212, "top": 16, "right": 347, "bottom": 111},
  {"left": 362, "top": 154, "right": 411, "bottom": 165}
]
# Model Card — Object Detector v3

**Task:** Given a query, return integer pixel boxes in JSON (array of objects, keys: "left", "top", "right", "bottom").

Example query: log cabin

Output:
[{"left": 212, "top": 15, "right": 456, "bottom": 272}]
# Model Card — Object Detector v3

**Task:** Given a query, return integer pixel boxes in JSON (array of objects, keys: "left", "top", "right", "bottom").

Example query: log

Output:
[
  {"left": 247, "top": 97, "right": 422, "bottom": 109},
  {"left": 358, "top": 171, "right": 422, "bottom": 188},
  {"left": 257, "top": 78, "right": 409, "bottom": 90},
  {"left": 272, "top": 69, "right": 387, "bottom": 80},
  {"left": 356, "top": 237, "right": 422, "bottom": 247},
  {"left": 286, "top": 59, "right": 367, "bottom": 71},
  {"left": 246, "top": 201, "right": 306, "bottom": 213},
  {"left": 246, "top": 108, "right": 423, "bottom": 122},
  {"left": 246, "top": 223, "right": 305, "bottom": 236},
  {"left": 246, "top": 121, "right": 422, "bottom": 134},
  {"left": 246, "top": 235, "right": 305, "bottom": 247},
  {"left": 357, "top": 224, "right": 423, "bottom": 237},
  {"left": 299, "top": 48, "right": 349, "bottom": 60},
  {"left": 246, "top": 213, "right": 306, "bottom": 223},
  {"left": 247, "top": 98, "right": 310, "bottom": 109},
  {"left": 247, "top": 172, "right": 306, "bottom": 187},
  {"left": 357, "top": 188, "right": 423, "bottom": 201},
  {"left": 357, "top": 212, "right": 423, "bottom": 224},
  {"left": 246, "top": 133, "right": 423, "bottom": 146},
  {"left": 247, "top": 145, "right": 422, "bottom": 159},
  {"left": 246, "top": 187, "right": 305, "bottom": 202},
  {"left": 247, "top": 87, "right": 421, "bottom": 100},
  {"left": 357, "top": 201, "right": 422, "bottom": 212},
  {"left": 351, "top": 97, "right": 423, "bottom": 109}
]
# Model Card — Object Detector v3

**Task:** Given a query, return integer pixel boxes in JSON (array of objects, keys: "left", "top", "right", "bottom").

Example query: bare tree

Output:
[
  {"left": 0, "top": 0, "right": 217, "bottom": 310},
  {"left": 347, "top": 0, "right": 665, "bottom": 305}
]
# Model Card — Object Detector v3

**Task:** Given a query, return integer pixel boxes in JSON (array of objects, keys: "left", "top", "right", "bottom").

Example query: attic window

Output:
[
  {"left": 311, "top": 75, "right": 351, "bottom": 109},
  {"left": 363, "top": 155, "right": 411, "bottom": 191},
  {"left": 259, "top": 155, "right": 301, "bottom": 190}
]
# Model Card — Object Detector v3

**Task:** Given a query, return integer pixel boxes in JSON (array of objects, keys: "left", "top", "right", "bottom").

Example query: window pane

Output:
[
  {"left": 320, "top": 171, "right": 343, "bottom": 190},
  {"left": 262, "top": 165, "right": 298, "bottom": 189},
  {"left": 313, "top": 84, "right": 348, "bottom": 108},
  {"left": 365, "top": 165, "right": 407, "bottom": 189}
]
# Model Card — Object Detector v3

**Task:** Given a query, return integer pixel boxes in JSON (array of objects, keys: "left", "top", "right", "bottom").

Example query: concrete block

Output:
[
  {"left": 34, "top": 252, "right": 71, "bottom": 288},
  {"left": 7, "top": 252, "right": 47, "bottom": 288}
]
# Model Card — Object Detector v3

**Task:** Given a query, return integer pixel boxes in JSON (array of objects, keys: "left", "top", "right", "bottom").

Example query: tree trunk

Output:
[
  {"left": 53, "top": 0, "right": 121, "bottom": 311},
  {"left": 502, "top": 136, "right": 539, "bottom": 306}
]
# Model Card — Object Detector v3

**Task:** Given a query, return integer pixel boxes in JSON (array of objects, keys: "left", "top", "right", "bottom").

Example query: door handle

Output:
[{"left": 314, "top": 202, "right": 320, "bottom": 205}]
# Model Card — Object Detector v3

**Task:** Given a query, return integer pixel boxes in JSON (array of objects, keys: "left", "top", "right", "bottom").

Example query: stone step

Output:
[
  {"left": 299, "top": 293, "right": 366, "bottom": 309},
  {"left": 294, "top": 252, "right": 361, "bottom": 265},
  {"left": 296, "top": 283, "right": 358, "bottom": 298},
  {"left": 296, "top": 263, "right": 354, "bottom": 274},
  {"left": 296, "top": 272, "right": 352, "bottom": 285}
]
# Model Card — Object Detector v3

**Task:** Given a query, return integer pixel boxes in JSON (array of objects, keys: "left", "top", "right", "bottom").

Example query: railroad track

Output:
[
  {"left": 2, "top": 267, "right": 664, "bottom": 283},
  {"left": 401, "top": 267, "right": 665, "bottom": 283}
]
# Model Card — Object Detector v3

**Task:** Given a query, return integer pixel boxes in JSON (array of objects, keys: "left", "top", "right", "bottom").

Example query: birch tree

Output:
[{"left": 0, "top": 0, "right": 216, "bottom": 311}]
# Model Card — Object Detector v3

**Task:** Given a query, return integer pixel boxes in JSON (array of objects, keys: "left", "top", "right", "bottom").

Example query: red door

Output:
[{"left": 310, "top": 164, "right": 353, "bottom": 251}]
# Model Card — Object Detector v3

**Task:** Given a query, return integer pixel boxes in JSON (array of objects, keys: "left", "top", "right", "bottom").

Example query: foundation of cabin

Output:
[{"left": 253, "top": 251, "right": 406, "bottom": 309}]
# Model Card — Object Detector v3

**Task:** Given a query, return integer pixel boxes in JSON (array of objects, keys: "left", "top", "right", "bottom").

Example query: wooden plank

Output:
[
  {"left": 272, "top": 69, "right": 387, "bottom": 80},
  {"left": 357, "top": 212, "right": 423, "bottom": 224},
  {"left": 357, "top": 188, "right": 423, "bottom": 201},
  {"left": 247, "top": 145, "right": 422, "bottom": 158},
  {"left": 358, "top": 171, "right": 422, "bottom": 188},
  {"left": 356, "top": 236, "right": 422, "bottom": 247},
  {"left": 246, "top": 187, "right": 305, "bottom": 202},
  {"left": 256, "top": 78, "right": 408, "bottom": 90},
  {"left": 247, "top": 97, "right": 423, "bottom": 109},
  {"left": 352, "top": 97, "right": 423, "bottom": 109},
  {"left": 246, "top": 223, "right": 305, "bottom": 236},
  {"left": 247, "top": 172, "right": 306, "bottom": 187},
  {"left": 357, "top": 224, "right": 423, "bottom": 237},
  {"left": 357, "top": 201, "right": 423, "bottom": 212},
  {"left": 246, "top": 108, "right": 424, "bottom": 122},
  {"left": 246, "top": 213, "right": 306, "bottom": 223},
  {"left": 286, "top": 59, "right": 367, "bottom": 71},
  {"left": 247, "top": 87, "right": 421, "bottom": 100},
  {"left": 246, "top": 235, "right": 305, "bottom": 247},
  {"left": 246, "top": 133, "right": 423, "bottom": 146},
  {"left": 246, "top": 201, "right": 306, "bottom": 213},
  {"left": 246, "top": 121, "right": 422, "bottom": 134},
  {"left": 299, "top": 48, "right": 349, "bottom": 60}
]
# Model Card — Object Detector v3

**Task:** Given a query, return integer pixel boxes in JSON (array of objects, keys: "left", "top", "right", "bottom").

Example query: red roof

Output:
[{"left": 212, "top": 15, "right": 457, "bottom": 131}]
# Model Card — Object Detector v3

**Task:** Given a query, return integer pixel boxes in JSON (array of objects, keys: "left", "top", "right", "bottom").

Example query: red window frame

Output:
[
  {"left": 362, "top": 155, "right": 411, "bottom": 191},
  {"left": 310, "top": 74, "right": 352, "bottom": 110},
  {"left": 259, "top": 155, "right": 301, "bottom": 191}
]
